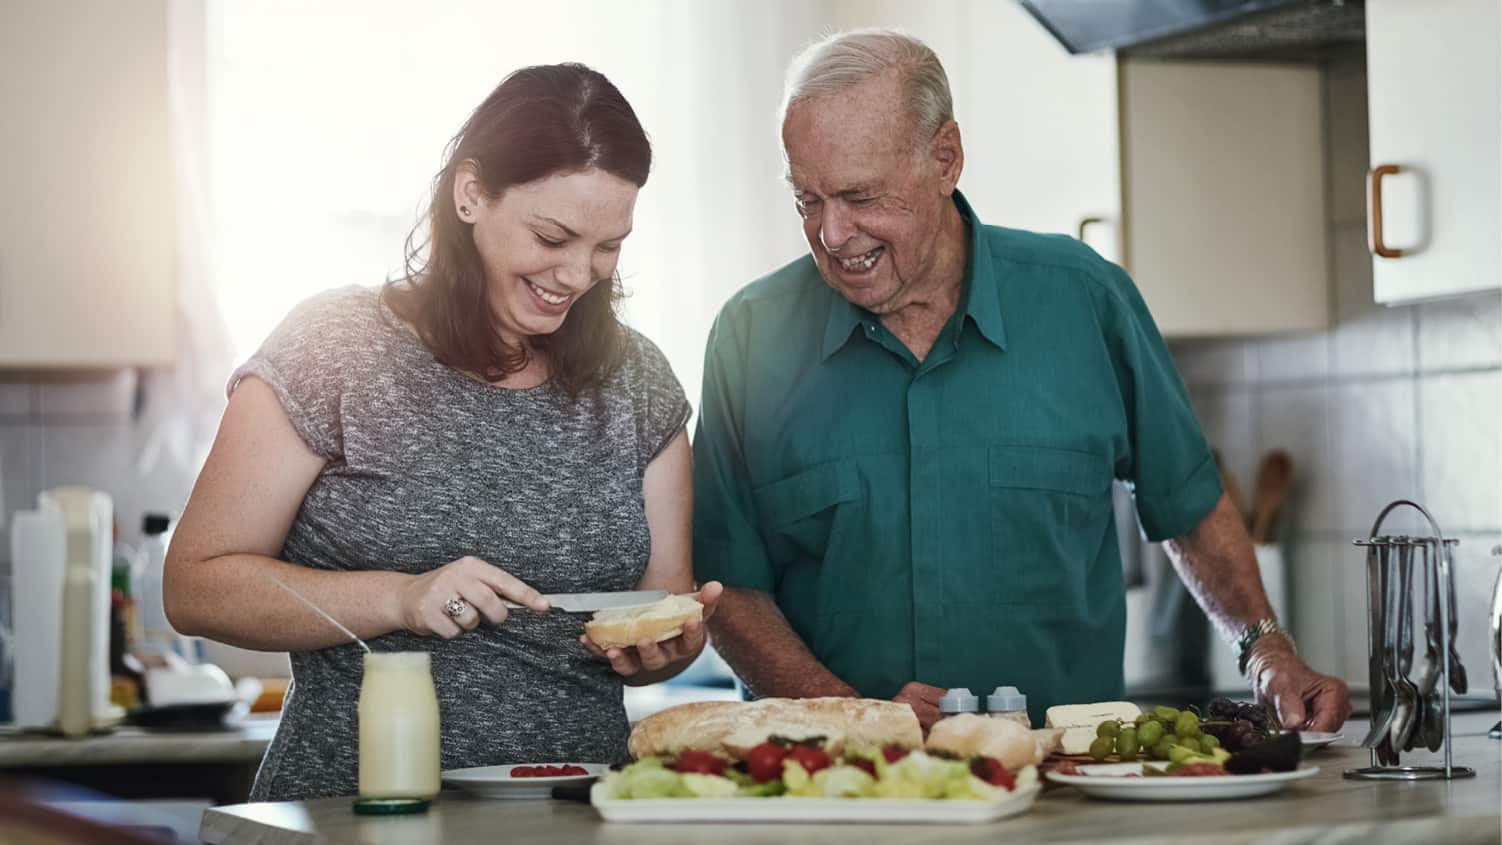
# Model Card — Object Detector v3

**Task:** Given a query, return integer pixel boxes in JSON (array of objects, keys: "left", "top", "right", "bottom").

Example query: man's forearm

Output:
[
  {"left": 1161, "top": 492, "right": 1280, "bottom": 646},
  {"left": 708, "top": 587, "right": 858, "bottom": 699}
]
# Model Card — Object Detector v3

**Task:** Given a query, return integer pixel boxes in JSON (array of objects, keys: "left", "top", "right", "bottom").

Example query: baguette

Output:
[
  {"left": 628, "top": 697, "right": 923, "bottom": 760},
  {"left": 584, "top": 594, "right": 703, "bottom": 650},
  {"left": 925, "top": 714, "right": 1046, "bottom": 771}
]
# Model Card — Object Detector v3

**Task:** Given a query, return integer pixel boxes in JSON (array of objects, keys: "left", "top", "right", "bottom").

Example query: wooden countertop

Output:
[{"left": 198, "top": 713, "right": 1502, "bottom": 845}]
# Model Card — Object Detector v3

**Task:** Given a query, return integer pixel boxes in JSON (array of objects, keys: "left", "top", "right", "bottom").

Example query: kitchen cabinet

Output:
[
  {"left": 1365, "top": 0, "right": 1501, "bottom": 304},
  {"left": 961, "top": 3, "right": 1328, "bottom": 337},
  {"left": 0, "top": 0, "right": 176, "bottom": 367}
]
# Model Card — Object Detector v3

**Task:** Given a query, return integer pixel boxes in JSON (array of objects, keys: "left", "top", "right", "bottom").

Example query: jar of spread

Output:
[
  {"left": 985, "top": 685, "right": 1031, "bottom": 728},
  {"left": 358, "top": 651, "right": 440, "bottom": 802},
  {"left": 937, "top": 687, "right": 980, "bottom": 720}
]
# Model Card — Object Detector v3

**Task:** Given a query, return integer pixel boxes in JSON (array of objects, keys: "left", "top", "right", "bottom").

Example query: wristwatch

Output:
[{"left": 1236, "top": 619, "right": 1297, "bottom": 677}]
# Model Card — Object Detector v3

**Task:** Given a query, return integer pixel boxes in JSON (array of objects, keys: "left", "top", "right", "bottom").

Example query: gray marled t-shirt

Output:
[{"left": 231, "top": 285, "right": 691, "bottom": 801}]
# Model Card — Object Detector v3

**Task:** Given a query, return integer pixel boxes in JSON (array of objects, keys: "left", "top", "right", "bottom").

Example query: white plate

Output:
[
  {"left": 590, "top": 781, "right": 1041, "bottom": 824},
  {"left": 442, "top": 763, "right": 607, "bottom": 800},
  {"left": 1297, "top": 731, "right": 1343, "bottom": 750},
  {"left": 1045, "top": 763, "right": 1319, "bottom": 801}
]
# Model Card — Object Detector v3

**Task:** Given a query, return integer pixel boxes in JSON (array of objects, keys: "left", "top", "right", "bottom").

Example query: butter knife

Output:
[{"left": 502, "top": 590, "right": 668, "bottom": 613}]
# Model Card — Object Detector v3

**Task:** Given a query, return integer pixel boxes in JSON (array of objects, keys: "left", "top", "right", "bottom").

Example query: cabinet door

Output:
[
  {"left": 1366, "top": 0, "right": 1501, "bottom": 303},
  {"left": 0, "top": 0, "right": 176, "bottom": 366},
  {"left": 1120, "top": 60, "right": 1328, "bottom": 337},
  {"left": 959, "top": 2, "right": 1120, "bottom": 264}
]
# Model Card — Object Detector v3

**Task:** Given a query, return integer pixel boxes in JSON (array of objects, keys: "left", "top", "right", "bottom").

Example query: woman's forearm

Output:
[{"left": 165, "top": 553, "right": 410, "bottom": 651}]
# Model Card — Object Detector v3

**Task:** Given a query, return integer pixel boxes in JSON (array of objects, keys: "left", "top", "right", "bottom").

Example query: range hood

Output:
[{"left": 1019, "top": 0, "right": 1365, "bottom": 60}]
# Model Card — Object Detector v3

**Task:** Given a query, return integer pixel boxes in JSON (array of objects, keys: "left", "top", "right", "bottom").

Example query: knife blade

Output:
[{"left": 502, "top": 590, "right": 668, "bottom": 613}]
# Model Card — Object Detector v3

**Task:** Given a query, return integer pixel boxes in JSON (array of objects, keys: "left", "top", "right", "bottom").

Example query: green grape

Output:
[
  {"left": 1199, "top": 734, "right": 1221, "bottom": 753},
  {"left": 1137, "top": 720, "right": 1165, "bottom": 747},
  {"left": 1115, "top": 727, "right": 1139, "bottom": 760},
  {"left": 1151, "top": 705, "right": 1181, "bottom": 722},
  {"left": 1150, "top": 738, "right": 1176, "bottom": 760},
  {"left": 1174, "top": 711, "right": 1202, "bottom": 739},
  {"left": 1088, "top": 736, "right": 1114, "bottom": 761},
  {"left": 1167, "top": 744, "right": 1198, "bottom": 764},
  {"left": 1134, "top": 713, "right": 1154, "bottom": 726},
  {"left": 1096, "top": 720, "right": 1120, "bottom": 738}
]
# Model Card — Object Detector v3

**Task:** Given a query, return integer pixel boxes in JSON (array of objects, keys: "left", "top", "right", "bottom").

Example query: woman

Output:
[{"left": 164, "top": 63, "right": 720, "bottom": 802}]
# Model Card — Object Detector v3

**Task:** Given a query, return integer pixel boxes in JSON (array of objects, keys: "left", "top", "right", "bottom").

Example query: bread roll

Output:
[
  {"left": 628, "top": 697, "right": 923, "bottom": 760},
  {"left": 584, "top": 594, "right": 703, "bottom": 649},
  {"left": 924, "top": 714, "right": 1045, "bottom": 771}
]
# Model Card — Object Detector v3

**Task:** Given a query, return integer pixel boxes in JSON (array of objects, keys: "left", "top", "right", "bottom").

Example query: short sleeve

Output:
[
  {"left": 1099, "top": 267, "right": 1223, "bottom": 541},
  {"left": 625, "top": 330, "right": 692, "bottom": 467},
  {"left": 227, "top": 286, "right": 375, "bottom": 462},
  {"left": 691, "top": 306, "right": 777, "bottom": 593}
]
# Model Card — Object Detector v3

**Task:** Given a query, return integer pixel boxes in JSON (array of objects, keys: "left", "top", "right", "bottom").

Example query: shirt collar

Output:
[{"left": 819, "top": 189, "right": 1007, "bottom": 361}]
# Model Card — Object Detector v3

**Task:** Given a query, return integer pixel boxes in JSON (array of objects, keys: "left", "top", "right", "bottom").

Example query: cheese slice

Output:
[
  {"left": 1043, "top": 701, "right": 1141, "bottom": 729},
  {"left": 1058, "top": 726, "right": 1100, "bottom": 756}
]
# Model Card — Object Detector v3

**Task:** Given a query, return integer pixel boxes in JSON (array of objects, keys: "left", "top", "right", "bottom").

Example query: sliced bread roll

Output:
[
  {"left": 925, "top": 713, "right": 1046, "bottom": 771},
  {"left": 627, "top": 697, "right": 923, "bottom": 760},
  {"left": 584, "top": 594, "right": 704, "bottom": 649}
]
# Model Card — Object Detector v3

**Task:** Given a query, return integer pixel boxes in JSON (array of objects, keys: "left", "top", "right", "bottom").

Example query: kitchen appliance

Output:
[
  {"left": 9, "top": 486, "right": 120, "bottom": 736},
  {"left": 1344, "top": 499, "right": 1474, "bottom": 781},
  {"left": 1020, "top": 0, "right": 1366, "bottom": 59}
]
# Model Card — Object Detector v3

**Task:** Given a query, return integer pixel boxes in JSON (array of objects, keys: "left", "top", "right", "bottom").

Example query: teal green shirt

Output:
[{"left": 692, "top": 192, "right": 1222, "bottom": 724}]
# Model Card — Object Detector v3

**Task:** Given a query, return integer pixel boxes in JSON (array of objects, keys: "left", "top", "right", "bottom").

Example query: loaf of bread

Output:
[
  {"left": 627, "top": 697, "right": 923, "bottom": 760},
  {"left": 924, "top": 714, "right": 1046, "bottom": 771},
  {"left": 584, "top": 594, "right": 704, "bottom": 650}
]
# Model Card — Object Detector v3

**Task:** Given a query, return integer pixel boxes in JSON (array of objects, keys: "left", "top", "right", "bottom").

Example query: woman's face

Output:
[{"left": 457, "top": 167, "right": 638, "bottom": 344}]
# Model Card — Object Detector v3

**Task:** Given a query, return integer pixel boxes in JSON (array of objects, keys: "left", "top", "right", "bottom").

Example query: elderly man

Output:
[{"left": 692, "top": 29, "right": 1350, "bottom": 731}]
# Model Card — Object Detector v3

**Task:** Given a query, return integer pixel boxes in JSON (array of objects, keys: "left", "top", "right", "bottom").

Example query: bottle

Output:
[
  {"left": 138, "top": 513, "right": 192, "bottom": 660},
  {"left": 358, "top": 651, "right": 440, "bottom": 803},
  {"left": 937, "top": 687, "right": 980, "bottom": 721},
  {"left": 985, "top": 685, "right": 1031, "bottom": 728}
]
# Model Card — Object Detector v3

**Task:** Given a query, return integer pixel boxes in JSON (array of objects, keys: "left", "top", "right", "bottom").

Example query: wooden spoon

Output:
[{"left": 1249, "top": 450, "right": 1294, "bottom": 544}]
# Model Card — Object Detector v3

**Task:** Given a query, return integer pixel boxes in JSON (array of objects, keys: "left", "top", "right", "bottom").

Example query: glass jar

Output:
[
  {"left": 937, "top": 687, "right": 980, "bottom": 721},
  {"left": 358, "top": 651, "right": 440, "bottom": 799},
  {"left": 985, "top": 685, "right": 1031, "bottom": 728}
]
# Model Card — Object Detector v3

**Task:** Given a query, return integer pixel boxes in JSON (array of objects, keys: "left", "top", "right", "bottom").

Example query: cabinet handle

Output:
[
  {"left": 1076, "top": 216, "right": 1105, "bottom": 241},
  {"left": 1367, "top": 164, "right": 1405, "bottom": 259}
]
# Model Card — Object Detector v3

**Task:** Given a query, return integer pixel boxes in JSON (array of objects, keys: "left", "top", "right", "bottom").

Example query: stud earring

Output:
[{"left": 459, "top": 205, "right": 470, "bottom": 217}]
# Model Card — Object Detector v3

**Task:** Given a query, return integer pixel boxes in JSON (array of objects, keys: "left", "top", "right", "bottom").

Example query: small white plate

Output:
[
  {"left": 591, "top": 781, "right": 1041, "bottom": 824},
  {"left": 1046, "top": 762, "right": 1319, "bottom": 801},
  {"left": 442, "top": 763, "right": 607, "bottom": 800},
  {"left": 1297, "top": 731, "right": 1343, "bottom": 750}
]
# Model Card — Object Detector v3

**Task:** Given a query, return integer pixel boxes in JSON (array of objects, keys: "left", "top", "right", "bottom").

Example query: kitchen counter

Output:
[
  {"left": 0, "top": 715, "right": 276, "bottom": 767},
  {"left": 197, "top": 712, "right": 1501, "bottom": 845}
]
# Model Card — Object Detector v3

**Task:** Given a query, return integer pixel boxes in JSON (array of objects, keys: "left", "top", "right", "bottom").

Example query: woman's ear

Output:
[{"left": 452, "top": 160, "right": 483, "bottom": 221}]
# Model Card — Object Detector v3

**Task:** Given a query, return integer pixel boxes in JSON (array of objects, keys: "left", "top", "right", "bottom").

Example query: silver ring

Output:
[{"left": 443, "top": 596, "right": 468, "bottom": 619}]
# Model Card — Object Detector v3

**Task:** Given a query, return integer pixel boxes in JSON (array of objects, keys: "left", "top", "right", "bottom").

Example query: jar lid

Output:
[
  {"left": 938, "top": 688, "right": 980, "bottom": 714},
  {"left": 351, "top": 798, "right": 431, "bottom": 815},
  {"left": 986, "top": 685, "right": 1027, "bottom": 712}
]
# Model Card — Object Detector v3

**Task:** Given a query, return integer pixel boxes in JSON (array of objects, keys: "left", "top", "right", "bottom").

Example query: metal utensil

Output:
[
  {"left": 1442, "top": 541, "right": 1468, "bottom": 694},
  {"left": 1417, "top": 538, "right": 1446, "bottom": 751},
  {"left": 502, "top": 590, "right": 670, "bottom": 613},
  {"left": 1388, "top": 539, "right": 1421, "bottom": 753},
  {"left": 1360, "top": 541, "right": 1394, "bottom": 750}
]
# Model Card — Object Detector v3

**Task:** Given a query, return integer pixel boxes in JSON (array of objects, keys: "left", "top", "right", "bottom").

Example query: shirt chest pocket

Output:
[
  {"left": 753, "top": 461, "right": 862, "bottom": 565},
  {"left": 988, "top": 445, "right": 1112, "bottom": 613}
]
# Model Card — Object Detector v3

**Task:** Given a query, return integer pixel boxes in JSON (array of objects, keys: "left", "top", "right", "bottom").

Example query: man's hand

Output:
[
  {"left": 893, "top": 681, "right": 948, "bottom": 732},
  {"left": 1248, "top": 637, "right": 1352, "bottom": 731}
]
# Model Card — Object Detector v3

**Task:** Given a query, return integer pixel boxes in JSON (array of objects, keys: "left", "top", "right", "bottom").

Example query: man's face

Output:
[{"left": 782, "top": 72, "right": 956, "bottom": 315}]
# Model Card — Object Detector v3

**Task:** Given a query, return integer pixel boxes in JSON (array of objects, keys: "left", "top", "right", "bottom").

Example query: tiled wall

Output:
[{"left": 1170, "top": 55, "right": 1502, "bottom": 694}]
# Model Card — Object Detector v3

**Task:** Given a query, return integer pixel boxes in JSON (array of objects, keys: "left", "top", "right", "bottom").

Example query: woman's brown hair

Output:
[{"left": 383, "top": 63, "right": 650, "bottom": 393}]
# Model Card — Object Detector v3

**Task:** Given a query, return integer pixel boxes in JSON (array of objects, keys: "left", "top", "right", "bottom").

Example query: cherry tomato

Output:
[
  {"left": 881, "top": 745, "right": 909, "bottom": 764},
  {"left": 745, "top": 742, "right": 790, "bottom": 783},
  {"left": 849, "top": 757, "right": 876, "bottom": 776},
  {"left": 674, "top": 750, "right": 727, "bottom": 776},
  {"left": 970, "top": 756, "right": 1016, "bottom": 789},
  {"left": 787, "top": 745, "right": 831, "bottom": 774}
]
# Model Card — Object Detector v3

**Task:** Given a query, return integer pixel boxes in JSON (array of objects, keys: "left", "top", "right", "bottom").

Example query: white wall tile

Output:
[
  {"left": 1286, "top": 540, "right": 1347, "bottom": 679},
  {"left": 1417, "top": 290, "right": 1502, "bottom": 373},
  {"left": 1258, "top": 384, "right": 1335, "bottom": 536},
  {"left": 1332, "top": 379, "right": 1420, "bottom": 535},
  {"left": 37, "top": 370, "right": 138, "bottom": 419},
  {"left": 1331, "top": 223, "right": 1416, "bottom": 377},
  {"left": 0, "top": 377, "right": 33, "bottom": 418},
  {"left": 39, "top": 422, "right": 196, "bottom": 554},
  {"left": 1256, "top": 332, "right": 1330, "bottom": 383},
  {"left": 1188, "top": 386, "right": 1258, "bottom": 521},
  {"left": 0, "top": 426, "right": 42, "bottom": 558},
  {"left": 1419, "top": 371, "right": 1501, "bottom": 532},
  {"left": 1339, "top": 541, "right": 1376, "bottom": 690},
  {"left": 1170, "top": 339, "right": 1257, "bottom": 387},
  {"left": 1325, "top": 60, "right": 1370, "bottom": 227}
]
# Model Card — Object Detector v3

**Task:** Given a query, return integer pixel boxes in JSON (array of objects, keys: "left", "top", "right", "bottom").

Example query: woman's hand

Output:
[
  {"left": 396, "top": 556, "right": 549, "bottom": 638},
  {"left": 581, "top": 582, "right": 723, "bottom": 679}
]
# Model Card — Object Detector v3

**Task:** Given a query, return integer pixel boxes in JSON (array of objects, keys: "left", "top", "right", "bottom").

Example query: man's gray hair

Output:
[{"left": 780, "top": 28, "right": 954, "bottom": 151}]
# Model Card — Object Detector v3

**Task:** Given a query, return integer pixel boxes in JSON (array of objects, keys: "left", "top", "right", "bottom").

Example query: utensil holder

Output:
[{"left": 1344, "top": 499, "right": 1475, "bottom": 781}]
